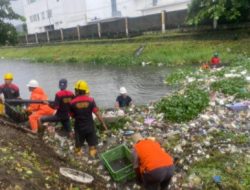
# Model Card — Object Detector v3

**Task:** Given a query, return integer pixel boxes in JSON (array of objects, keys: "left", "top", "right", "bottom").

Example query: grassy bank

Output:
[{"left": 0, "top": 30, "right": 250, "bottom": 66}]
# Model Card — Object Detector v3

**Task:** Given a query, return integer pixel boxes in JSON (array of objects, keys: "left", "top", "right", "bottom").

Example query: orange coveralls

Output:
[{"left": 27, "top": 87, "right": 55, "bottom": 132}]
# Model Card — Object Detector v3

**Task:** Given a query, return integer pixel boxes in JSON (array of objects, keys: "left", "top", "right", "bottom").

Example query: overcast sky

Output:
[{"left": 9, "top": 0, "right": 24, "bottom": 25}]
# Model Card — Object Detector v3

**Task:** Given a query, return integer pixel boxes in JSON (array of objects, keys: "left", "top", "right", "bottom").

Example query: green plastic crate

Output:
[{"left": 100, "top": 144, "right": 136, "bottom": 182}]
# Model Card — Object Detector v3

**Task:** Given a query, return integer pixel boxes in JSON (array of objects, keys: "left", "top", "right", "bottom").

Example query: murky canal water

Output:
[{"left": 0, "top": 60, "right": 178, "bottom": 108}]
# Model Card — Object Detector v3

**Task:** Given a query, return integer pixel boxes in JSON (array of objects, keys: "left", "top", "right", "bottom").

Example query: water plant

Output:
[{"left": 156, "top": 86, "right": 209, "bottom": 123}]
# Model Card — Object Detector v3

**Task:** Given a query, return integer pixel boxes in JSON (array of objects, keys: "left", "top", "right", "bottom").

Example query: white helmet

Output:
[
  {"left": 27, "top": 80, "right": 39, "bottom": 88},
  {"left": 120, "top": 87, "right": 127, "bottom": 94}
]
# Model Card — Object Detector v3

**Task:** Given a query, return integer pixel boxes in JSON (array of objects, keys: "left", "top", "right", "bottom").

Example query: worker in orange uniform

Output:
[
  {"left": 132, "top": 133, "right": 174, "bottom": 190},
  {"left": 26, "top": 80, "right": 55, "bottom": 133},
  {"left": 70, "top": 80, "right": 107, "bottom": 158}
]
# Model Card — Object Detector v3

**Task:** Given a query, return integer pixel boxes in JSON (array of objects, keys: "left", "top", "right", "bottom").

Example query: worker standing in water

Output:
[
  {"left": 70, "top": 80, "right": 107, "bottom": 158},
  {"left": 40, "top": 79, "right": 74, "bottom": 137},
  {"left": 26, "top": 80, "right": 55, "bottom": 133},
  {"left": 132, "top": 133, "right": 174, "bottom": 190},
  {"left": 115, "top": 87, "right": 132, "bottom": 109},
  {"left": 0, "top": 73, "right": 20, "bottom": 115}
]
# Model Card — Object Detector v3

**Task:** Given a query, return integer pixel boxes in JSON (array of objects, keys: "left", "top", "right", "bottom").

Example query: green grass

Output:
[
  {"left": 211, "top": 77, "right": 250, "bottom": 99},
  {"left": 188, "top": 152, "right": 250, "bottom": 190},
  {"left": 0, "top": 31, "right": 250, "bottom": 66}
]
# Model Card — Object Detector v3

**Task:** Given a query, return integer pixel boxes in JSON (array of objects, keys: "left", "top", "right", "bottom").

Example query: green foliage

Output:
[
  {"left": 187, "top": 0, "right": 250, "bottom": 26},
  {"left": 156, "top": 87, "right": 209, "bottom": 123},
  {"left": 0, "top": 22, "right": 18, "bottom": 45},
  {"left": 0, "top": 0, "right": 23, "bottom": 45},
  {"left": 211, "top": 77, "right": 250, "bottom": 99}
]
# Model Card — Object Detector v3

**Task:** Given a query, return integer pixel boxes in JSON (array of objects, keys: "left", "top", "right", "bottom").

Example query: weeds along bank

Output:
[{"left": 0, "top": 33, "right": 250, "bottom": 66}]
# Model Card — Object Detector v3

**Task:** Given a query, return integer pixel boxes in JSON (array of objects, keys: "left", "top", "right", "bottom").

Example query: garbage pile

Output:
[{"left": 43, "top": 61, "right": 250, "bottom": 189}]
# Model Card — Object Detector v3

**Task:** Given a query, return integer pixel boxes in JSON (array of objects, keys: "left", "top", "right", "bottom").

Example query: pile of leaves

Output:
[
  {"left": 211, "top": 77, "right": 250, "bottom": 99},
  {"left": 156, "top": 86, "right": 209, "bottom": 123}
]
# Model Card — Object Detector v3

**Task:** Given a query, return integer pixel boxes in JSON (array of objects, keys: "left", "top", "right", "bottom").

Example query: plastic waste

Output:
[
  {"left": 59, "top": 167, "right": 94, "bottom": 184},
  {"left": 213, "top": 175, "right": 221, "bottom": 184},
  {"left": 226, "top": 102, "right": 249, "bottom": 111}
]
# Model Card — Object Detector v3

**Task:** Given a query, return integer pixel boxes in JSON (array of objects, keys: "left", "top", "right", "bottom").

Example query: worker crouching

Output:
[
  {"left": 70, "top": 80, "right": 107, "bottom": 158},
  {"left": 26, "top": 80, "right": 55, "bottom": 133},
  {"left": 132, "top": 133, "right": 174, "bottom": 190}
]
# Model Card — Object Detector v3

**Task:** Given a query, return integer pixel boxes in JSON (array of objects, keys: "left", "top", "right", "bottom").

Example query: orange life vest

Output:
[{"left": 134, "top": 139, "right": 173, "bottom": 174}]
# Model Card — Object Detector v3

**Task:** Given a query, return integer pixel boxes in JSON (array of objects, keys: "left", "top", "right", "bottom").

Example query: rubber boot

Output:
[
  {"left": 74, "top": 147, "right": 83, "bottom": 157},
  {"left": 0, "top": 103, "right": 4, "bottom": 115},
  {"left": 89, "top": 146, "right": 97, "bottom": 158}
]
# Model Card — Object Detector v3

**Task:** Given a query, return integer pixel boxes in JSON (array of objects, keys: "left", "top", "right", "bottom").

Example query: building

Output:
[
  {"left": 86, "top": 0, "right": 190, "bottom": 22},
  {"left": 23, "top": 0, "right": 87, "bottom": 34},
  {"left": 86, "top": 0, "right": 140, "bottom": 23},
  {"left": 23, "top": 0, "right": 191, "bottom": 34},
  {"left": 137, "top": 0, "right": 190, "bottom": 15}
]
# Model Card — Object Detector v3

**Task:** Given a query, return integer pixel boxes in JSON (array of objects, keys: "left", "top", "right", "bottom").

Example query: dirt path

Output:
[{"left": 0, "top": 120, "right": 108, "bottom": 190}]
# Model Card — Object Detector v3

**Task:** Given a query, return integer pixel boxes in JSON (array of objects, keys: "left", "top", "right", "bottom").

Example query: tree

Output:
[
  {"left": 0, "top": 0, "right": 23, "bottom": 45},
  {"left": 187, "top": 0, "right": 250, "bottom": 29}
]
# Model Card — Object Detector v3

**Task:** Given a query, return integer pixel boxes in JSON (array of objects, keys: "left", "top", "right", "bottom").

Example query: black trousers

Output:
[
  {"left": 74, "top": 127, "right": 98, "bottom": 148},
  {"left": 40, "top": 115, "right": 71, "bottom": 132},
  {"left": 142, "top": 166, "right": 174, "bottom": 190}
]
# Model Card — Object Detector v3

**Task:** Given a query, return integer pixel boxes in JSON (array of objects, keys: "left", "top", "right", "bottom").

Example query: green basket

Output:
[{"left": 100, "top": 144, "right": 136, "bottom": 182}]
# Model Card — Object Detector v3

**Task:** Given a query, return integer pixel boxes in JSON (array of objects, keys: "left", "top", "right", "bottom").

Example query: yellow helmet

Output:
[
  {"left": 4, "top": 73, "right": 14, "bottom": 80},
  {"left": 74, "top": 80, "right": 90, "bottom": 93}
]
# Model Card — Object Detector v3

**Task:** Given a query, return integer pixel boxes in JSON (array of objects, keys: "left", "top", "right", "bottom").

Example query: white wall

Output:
[
  {"left": 23, "top": 0, "right": 87, "bottom": 34},
  {"left": 85, "top": 0, "right": 111, "bottom": 22},
  {"left": 137, "top": 0, "right": 191, "bottom": 15}
]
